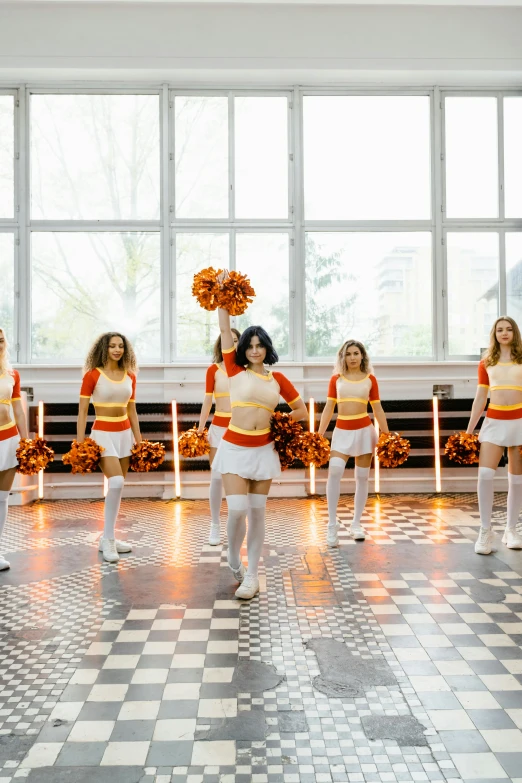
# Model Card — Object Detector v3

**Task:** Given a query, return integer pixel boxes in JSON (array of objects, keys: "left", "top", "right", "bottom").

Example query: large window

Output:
[{"left": 2, "top": 85, "right": 521, "bottom": 365}]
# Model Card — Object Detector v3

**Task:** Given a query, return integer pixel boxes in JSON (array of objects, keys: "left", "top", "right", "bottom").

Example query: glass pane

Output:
[
  {"left": 31, "top": 232, "right": 161, "bottom": 361},
  {"left": 447, "top": 233, "right": 498, "bottom": 356},
  {"left": 506, "top": 233, "right": 522, "bottom": 325},
  {"left": 0, "top": 96, "right": 14, "bottom": 219},
  {"left": 305, "top": 232, "right": 432, "bottom": 358},
  {"left": 175, "top": 233, "right": 229, "bottom": 357},
  {"left": 235, "top": 97, "right": 288, "bottom": 219},
  {"left": 303, "top": 96, "right": 431, "bottom": 220},
  {"left": 445, "top": 97, "right": 498, "bottom": 219},
  {"left": 0, "top": 233, "right": 15, "bottom": 339},
  {"left": 504, "top": 98, "right": 522, "bottom": 218},
  {"left": 175, "top": 97, "right": 228, "bottom": 219},
  {"left": 31, "top": 94, "right": 160, "bottom": 220},
  {"left": 236, "top": 233, "right": 290, "bottom": 356}
]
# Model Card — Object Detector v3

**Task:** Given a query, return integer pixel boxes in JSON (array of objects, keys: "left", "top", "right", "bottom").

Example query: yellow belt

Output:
[
  {"left": 228, "top": 424, "right": 271, "bottom": 436},
  {"left": 231, "top": 402, "right": 273, "bottom": 413},
  {"left": 214, "top": 411, "right": 231, "bottom": 418},
  {"left": 491, "top": 386, "right": 522, "bottom": 391},
  {"left": 489, "top": 402, "right": 522, "bottom": 411},
  {"left": 214, "top": 392, "right": 230, "bottom": 398},
  {"left": 337, "top": 397, "right": 367, "bottom": 404},
  {"left": 0, "top": 399, "right": 11, "bottom": 405},
  {"left": 0, "top": 420, "right": 15, "bottom": 431},
  {"left": 94, "top": 402, "right": 129, "bottom": 408},
  {"left": 337, "top": 412, "right": 370, "bottom": 420},
  {"left": 95, "top": 414, "right": 129, "bottom": 422}
]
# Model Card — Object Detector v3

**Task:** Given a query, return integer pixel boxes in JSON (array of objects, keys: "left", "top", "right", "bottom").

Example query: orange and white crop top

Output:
[
  {"left": 205, "top": 364, "right": 230, "bottom": 401},
  {"left": 327, "top": 373, "right": 380, "bottom": 407},
  {"left": 478, "top": 360, "right": 522, "bottom": 393},
  {"left": 80, "top": 368, "right": 136, "bottom": 407},
  {"left": 222, "top": 347, "right": 301, "bottom": 414},
  {"left": 0, "top": 370, "right": 21, "bottom": 406}
]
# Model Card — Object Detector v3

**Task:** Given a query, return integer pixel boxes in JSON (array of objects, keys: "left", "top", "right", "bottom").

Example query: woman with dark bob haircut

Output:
[
  {"left": 77, "top": 332, "right": 143, "bottom": 564},
  {"left": 213, "top": 271, "right": 307, "bottom": 600}
]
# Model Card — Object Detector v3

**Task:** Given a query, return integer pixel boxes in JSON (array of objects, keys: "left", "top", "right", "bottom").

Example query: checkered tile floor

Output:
[{"left": 0, "top": 493, "right": 521, "bottom": 782}]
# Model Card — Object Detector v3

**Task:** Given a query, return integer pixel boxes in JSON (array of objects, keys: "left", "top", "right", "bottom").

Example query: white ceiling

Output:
[{"left": 8, "top": 0, "right": 522, "bottom": 5}]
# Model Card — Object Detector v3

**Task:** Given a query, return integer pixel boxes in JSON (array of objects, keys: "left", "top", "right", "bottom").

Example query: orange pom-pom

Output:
[
  {"left": 16, "top": 437, "right": 54, "bottom": 475},
  {"left": 376, "top": 432, "right": 410, "bottom": 468},
  {"left": 217, "top": 270, "right": 255, "bottom": 316},
  {"left": 62, "top": 438, "right": 105, "bottom": 474},
  {"left": 446, "top": 432, "right": 480, "bottom": 465},
  {"left": 192, "top": 267, "right": 222, "bottom": 311},
  {"left": 178, "top": 427, "right": 210, "bottom": 459},
  {"left": 295, "top": 432, "right": 330, "bottom": 468},
  {"left": 130, "top": 440, "right": 165, "bottom": 472},
  {"left": 270, "top": 411, "right": 303, "bottom": 470}
]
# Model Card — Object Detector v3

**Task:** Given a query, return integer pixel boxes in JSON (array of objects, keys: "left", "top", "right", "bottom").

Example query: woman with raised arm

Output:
[
  {"left": 197, "top": 329, "right": 241, "bottom": 546},
  {"left": 467, "top": 316, "right": 522, "bottom": 555},
  {"left": 213, "top": 272, "right": 307, "bottom": 600},
  {"left": 77, "top": 332, "right": 142, "bottom": 564},
  {"left": 0, "top": 329, "right": 28, "bottom": 571},
  {"left": 318, "top": 340, "right": 389, "bottom": 547}
]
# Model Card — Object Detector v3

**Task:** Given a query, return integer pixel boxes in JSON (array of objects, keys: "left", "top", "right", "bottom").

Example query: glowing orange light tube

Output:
[
  {"left": 38, "top": 400, "right": 44, "bottom": 499},
  {"left": 433, "top": 396, "right": 442, "bottom": 492},
  {"left": 171, "top": 400, "right": 181, "bottom": 498},
  {"left": 374, "top": 419, "right": 380, "bottom": 493},
  {"left": 309, "top": 397, "right": 315, "bottom": 494}
]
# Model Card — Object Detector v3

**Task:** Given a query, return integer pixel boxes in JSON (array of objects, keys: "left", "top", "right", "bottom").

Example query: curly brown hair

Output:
[
  {"left": 84, "top": 332, "right": 138, "bottom": 374},
  {"left": 212, "top": 329, "right": 241, "bottom": 364},
  {"left": 0, "top": 328, "right": 12, "bottom": 373},
  {"left": 334, "top": 339, "right": 372, "bottom": 375},
  {"left": 482, "top": 316, "right": 522, "bottom": 367}
]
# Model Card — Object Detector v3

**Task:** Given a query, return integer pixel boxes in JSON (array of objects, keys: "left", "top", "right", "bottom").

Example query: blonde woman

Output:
[
  {"left": 197, "top": 329, "right": 241, "bottom": 546},
  {"left": 318, "top": 340, "right": 389, "bottom": 547},
  {"left": 0, "top": 329, "right": 28, "bottom": 571},
  {"left": 467, "top": 316, "right": 522, "bottom": 554},
  {"left": 77, "top": 332, "right": 142, "bottom": 563}
]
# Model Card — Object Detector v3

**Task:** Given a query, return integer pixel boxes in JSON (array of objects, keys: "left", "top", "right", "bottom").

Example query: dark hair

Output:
[
  {"left": 235, "top": 326, "right": 279, "bottom": 367},
  {"left": 84, "top": 332, "right": 137, "bottom": 373},
  {"left": 213, "top": 329, "right": 241, "bottom": 364}
]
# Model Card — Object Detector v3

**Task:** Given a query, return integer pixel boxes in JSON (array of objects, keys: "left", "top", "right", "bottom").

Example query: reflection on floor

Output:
[{"left": 0, "top": 493, "right": 521, "bottom": 783}]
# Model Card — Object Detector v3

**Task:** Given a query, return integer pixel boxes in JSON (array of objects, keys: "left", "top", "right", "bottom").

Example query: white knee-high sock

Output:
[
  {"left": 246, "top": 494, "right": 267, "bottom": 578},
  {"left": 353, "top": 466, "right": 370, "bottom": 527},
  {"left": 226, "top": 494, "right": 248, "bottom": 569},
  {"left": 0, "top": 490, "right": 9, "bottom": 542},
  {"left": 209, "top": 469, "right": 223, "bottom": 527},
  {"left": 327, "top": 457, "right": 345, "bottom": 528},
  {"left": 507, "top": 473, "right": 522, "bottom": 530},
  {"left": 478, "top": 467, "right": 496, "bottom": 530},
  {"left": 103, "top": 476, "right": 124, "bottom": 539}
]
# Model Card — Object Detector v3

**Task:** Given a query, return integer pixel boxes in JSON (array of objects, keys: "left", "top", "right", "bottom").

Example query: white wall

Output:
[{"left": 0, "top": 2, "right": 522, "bottom": 84}]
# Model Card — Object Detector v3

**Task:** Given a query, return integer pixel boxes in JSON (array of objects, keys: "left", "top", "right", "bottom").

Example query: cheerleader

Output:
[
  {"left": 77, "top": 332, "right": 142, "bottom": 563},
  {"left": 0, "top": 329, "right": 28, "bottom": 571},
  {"left": 467, "top": 316, "right": 522, "bottom": 554},
  {"left": 318, "top": 340, "right": 389, "bottom": 547},
  {"left": 197, "top": 329, "right": 241, "bottom": 546},
  {"left": 213, "top": 273, "right": 307, "bottom": 600}
]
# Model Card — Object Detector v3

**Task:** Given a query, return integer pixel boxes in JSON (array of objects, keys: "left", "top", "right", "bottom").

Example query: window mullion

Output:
[
  {"left": 499, "top": 229, "right": 506, "bottom": 315},
  {"left": 498, "top": 93, "right": 506, "bottom": 222},
  {"left": 433, "top": 87, "right": 445, "bottom": 362},
  {"left": 228, "top": 93, "right": 235, "bottom": 222},
  {"left": 18, "top": 87, "right": 29, "bottom": 365}
]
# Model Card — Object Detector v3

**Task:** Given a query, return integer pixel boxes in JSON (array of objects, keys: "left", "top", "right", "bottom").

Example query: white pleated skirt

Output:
[
  {"left": 479, "top": 417, "right": 522, "bottom": 448},
  {"left": 213, "top": 439, "right": 281, "bottom": 481},
  {"left": 90, "top": 428, "right": 135, "bottom": 459},
  {"left": 0, "top": 434, "right": 20, "bottom": 472},
  {"left": 208, "top": 424, "right": 227, "bottom": 449},
  {"left": 331, "top": 424, "right": 377, "bottom": 458}
]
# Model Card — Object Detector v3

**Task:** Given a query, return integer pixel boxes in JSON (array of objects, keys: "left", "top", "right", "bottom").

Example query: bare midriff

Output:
[
  {"left": 93, "top": 404, "right": 128, "bottom": 420},
  {"left": 229, "top": 405, "right": 272, "bottom": 433},
  {"left": 0, "top": 403, "right": 13, "bottom": 427}
]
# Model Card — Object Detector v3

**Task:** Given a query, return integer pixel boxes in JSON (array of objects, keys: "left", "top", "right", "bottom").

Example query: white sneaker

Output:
[
  {"left": 327, "top": 523, "right": 340, "bottom": 547},
  {"left": 99, "top": 538, "right": 132, "bottom": 554},
  {"left": 228, "top": 559, "right": 246, "bottom": 583},
  {"left": 102, "top": 539, "right": 120, "bottom": 563},
  {"left": 0, "top": 556, "right": 10, "bottom": 571},
  {"left": 502, "top": 528, "right": 522, "bottom": 549},
  {"left": 475, "top": 527, "right": 495, "bottom": 555},
  {"left": 352, "top": 524, "right": 366, "bottom": 541},
  {"left": 208, "top": 525, "right": 221, "bottom": 546},
  {"left": 235, "top": 574, "right": 260, "bottom": 600}
]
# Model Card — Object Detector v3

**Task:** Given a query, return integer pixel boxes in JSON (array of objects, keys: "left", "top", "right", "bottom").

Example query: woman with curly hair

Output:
[
  {"left": 467, "top": 316, "right": 522, "bottom": 554},
  {"left": 197, "top": 329, "right": 241, "bottom": 546},
  {"left": 318, "top": 340, "right": 389, "bottom": 547},
  {"left": 0, "top": 328, "right": 28, "bottom": 571},
  {"left": 77, "top": 332, "right": 142, "bottom": 563}
]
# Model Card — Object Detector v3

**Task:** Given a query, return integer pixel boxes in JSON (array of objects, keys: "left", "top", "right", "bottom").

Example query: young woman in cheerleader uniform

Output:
[
  {"left": 198, "top": 329, "right": 241, "bottom": 546},
  {"left": 213, "top": 273, "right": 307, "bottom": 600},
  {"left": 77, "top": 332, "right": 142, "bottom": 563},
  {"left": 467, "top": 316, "right": 522, "bottom": 554},
  {"left": 318, "top": 340, "right": 389, "bottom": 547},
  {"left": 0, "top": 329, "right": 28, "bottom": 571}
]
